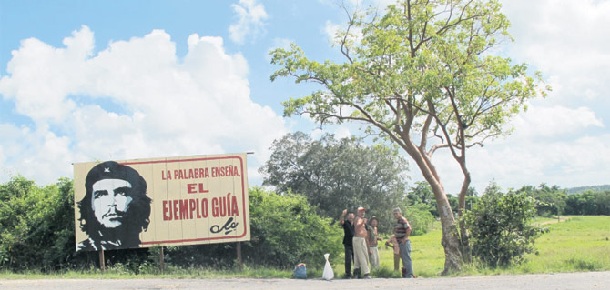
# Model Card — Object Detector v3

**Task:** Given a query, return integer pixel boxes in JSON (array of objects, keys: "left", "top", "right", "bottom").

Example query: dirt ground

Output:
[{"left": 1, "top": 271, "right": 608, "bottom": 290}]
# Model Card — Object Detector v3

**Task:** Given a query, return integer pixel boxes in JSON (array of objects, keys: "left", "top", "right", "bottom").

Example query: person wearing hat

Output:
[
  {"left": 352, "top": 206, "right": 371, "bottom": 278},
  {"left": 76, "top": 161, "right": 152, "bottom": 251}
]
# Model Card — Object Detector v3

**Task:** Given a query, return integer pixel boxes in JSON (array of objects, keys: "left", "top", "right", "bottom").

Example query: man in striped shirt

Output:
[{"left": 393, "top": 207, "right": 414, "bottom": 278}]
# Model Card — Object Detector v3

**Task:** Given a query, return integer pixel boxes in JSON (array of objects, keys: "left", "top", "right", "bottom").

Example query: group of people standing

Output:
[{"left": 339, "top": 206, "right": 414, "bottom": 279}]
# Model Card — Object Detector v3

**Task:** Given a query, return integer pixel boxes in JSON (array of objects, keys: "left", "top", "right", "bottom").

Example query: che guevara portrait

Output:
[{"left": 76, "top": 161, "right": 152, "bottom": 251}]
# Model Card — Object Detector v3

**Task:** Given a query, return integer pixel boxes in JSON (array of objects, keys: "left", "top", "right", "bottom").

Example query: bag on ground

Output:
[
  {"left": 293, "top": 263, "right": 307, "bottom": 279},
  {"left": 322, "top": 253, "right": 334, "bottom": 281}
]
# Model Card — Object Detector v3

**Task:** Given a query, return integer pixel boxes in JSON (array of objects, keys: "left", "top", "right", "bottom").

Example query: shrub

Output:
[
  {"left": 463, "top": 188, "right": 544, "bottom": 268},
  {"left": 244, "top": 187, "right": 343, "bottom": 268},
  {"left": 0, "top": 177, "right": 82, "bottom": 271}
]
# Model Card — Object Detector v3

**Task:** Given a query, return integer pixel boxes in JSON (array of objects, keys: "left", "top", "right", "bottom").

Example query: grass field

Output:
[
  {"left": 1, "top": 216, "right": 608, "bottom": 279},
  {"left": 363, "top": 216, "right": 610, "bottom": 277}
]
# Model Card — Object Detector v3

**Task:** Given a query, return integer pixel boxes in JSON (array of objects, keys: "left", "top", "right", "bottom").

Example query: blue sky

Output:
[{"left": 1, "top": 0, "right": 609, "bottom": 194}]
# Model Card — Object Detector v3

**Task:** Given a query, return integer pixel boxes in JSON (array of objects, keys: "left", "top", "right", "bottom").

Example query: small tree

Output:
[{"left": 463, "top": 183, "right": 543, "bottom": 267}]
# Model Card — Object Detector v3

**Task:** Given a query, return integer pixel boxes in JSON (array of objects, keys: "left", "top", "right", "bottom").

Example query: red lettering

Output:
[
  {"left": 189, "top": 199, "right": 197, "bottom": 219},
  {"left": 163, "top": 200, "right": 171, "bottom": 220},
  {"left": 162, "top": 170, "right": 171, "bottom": 180},
  {"left": 211, "top": 166, "right": 240, "bottom": 177},
  {"left": 212, "top": 197, "right": 219, "bottom": 217},
  {"left": 173, "top": 200, "right": 180, "bottom": 220},
  {"left": 179, "top": 199, "right": 189, "bottom": 220},
  {"left": 201, "top": 198, "right": 208, "bottom": 217},
  {"left": 231, "top": 195, "right": 239, "bottom": 216},
  {"left": 187, "top": 183, "right": 196, "bottom": 194},
  {"left": 211, "top": 193, "right": 240, "bottom": 217},
  {"left": 187, "top": 183, "right": 209, "bottom": 194},
  {"left": 162, "top": 198, "right": 209, "bottom": 221}
]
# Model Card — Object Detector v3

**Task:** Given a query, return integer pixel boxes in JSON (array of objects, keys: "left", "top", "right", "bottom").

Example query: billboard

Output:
[{"left": 73, "top": 154, "right": 249, "bottom": 251}]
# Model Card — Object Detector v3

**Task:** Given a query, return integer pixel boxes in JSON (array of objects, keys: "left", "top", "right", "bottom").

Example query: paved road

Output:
[{"left": 1, "top": 271, "right": 608, "bottom": 290}]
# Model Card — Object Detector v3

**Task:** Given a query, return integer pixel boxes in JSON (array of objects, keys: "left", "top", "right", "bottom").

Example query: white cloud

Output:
[
  {"left": 0, "top": 26, "right": 287, "bottom": 185},
  {"left": 501, "top": 0, "right": 610, "bottom": 106},
  {"left": 511, "top": 105, "right": 603, "bottom": 138},
  {"left": 229, "top": 0, "right": 269, "bottom": 45}
]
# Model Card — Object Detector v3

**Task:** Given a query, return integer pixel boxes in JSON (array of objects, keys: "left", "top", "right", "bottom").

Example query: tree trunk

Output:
[
  {"left": 457, "top": 173, "right": 472, "bottom": 264},
  {"left": 402, "top": 138, "right": 463, "bottom": 275},
  {"left": 433, "top": 186, "right": 463, "bottom": 275}
]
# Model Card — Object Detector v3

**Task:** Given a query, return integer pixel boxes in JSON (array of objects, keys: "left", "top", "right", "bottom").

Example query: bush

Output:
[
  {"left": 244, "top": 187, "right": 343, "bottom": 268},
  {"left": 0, "top": 177, "right": 83, "bottom": 271},
  {"left": 463, "top": 188, "right": 544, "bottom": 268}
]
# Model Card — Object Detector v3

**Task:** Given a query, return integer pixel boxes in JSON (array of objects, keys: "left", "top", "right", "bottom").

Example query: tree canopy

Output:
[
  {"left": 270, "top": 0, "right": 548, "bottom": 274},
  {"left": 260, "top": 132, "right": 409, "bottom": 231}
]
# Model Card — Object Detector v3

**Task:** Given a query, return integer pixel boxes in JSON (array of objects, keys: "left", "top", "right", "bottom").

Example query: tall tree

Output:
[
  {"left": 260, "top": 132, "right": 409, "bottom": 231},
  {"left": 269, "top": 0, "right": 548, "bottom": 274}
]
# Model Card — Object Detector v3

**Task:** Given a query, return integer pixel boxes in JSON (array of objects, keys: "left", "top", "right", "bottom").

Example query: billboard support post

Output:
[
  {"left": 237, "top": 242, "right": 243, "bottom": 270},
  {"left": 98, "top": 249, "right": 105, "bottom": 271},
  {"left": 159, "top": 246, "right": 165, "bottom": 272}
]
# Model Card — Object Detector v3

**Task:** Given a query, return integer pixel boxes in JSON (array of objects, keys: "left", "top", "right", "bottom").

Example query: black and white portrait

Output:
[{"left": 76, "top": 161, "right": 152, "bottom": 251}]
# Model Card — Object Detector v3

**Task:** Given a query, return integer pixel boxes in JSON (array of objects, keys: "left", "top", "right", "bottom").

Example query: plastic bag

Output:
[
  {"left": 322, "top": 253, "right": 334, "bottom": 281},
  {"left": 293, "top": 263, "right": 307, "bottom": 279}
]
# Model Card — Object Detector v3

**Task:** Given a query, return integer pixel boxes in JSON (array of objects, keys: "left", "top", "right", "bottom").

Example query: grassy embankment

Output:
[
  {"left": 400, "top": 215, "right": 610, "bottom": 277},
  {"left": 1, "top": 216, "right": 608, "bottom": 279}
]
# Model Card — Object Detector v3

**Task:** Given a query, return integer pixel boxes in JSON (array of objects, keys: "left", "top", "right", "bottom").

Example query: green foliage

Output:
[
  {"left": 565, "top": 190, "right": 610, "bottom": 215},
  {"left": 270, "top": 0, "right": 548, "bottom": 156},
  {"left": 515, "top": 184, "right": 567, "bottom": 217},
  {"left": 245, "top": 187, "right": 343, "bottom": 268},
  {"left": 403, "top": 204, "right": 435, "bottom": 236},
  {"left": 407, "top": 182, "right": 479, "bottom": 217},
  {"left": 0, "top": 176, "right": 81, "bottom": 271},
  {"left": 463, "top": 184, "right": 544, "bottom": 268},
  {"left": 260, "top": 132, "right": 409, "bottom": 233},
  {"left": 407, "top": 182, "right": 436, "bottom": 215}
]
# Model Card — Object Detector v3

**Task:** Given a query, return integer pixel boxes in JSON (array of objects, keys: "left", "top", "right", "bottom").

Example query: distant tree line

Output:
[{"left": 410, "top": 183, "right": 609, "bottom": 218}]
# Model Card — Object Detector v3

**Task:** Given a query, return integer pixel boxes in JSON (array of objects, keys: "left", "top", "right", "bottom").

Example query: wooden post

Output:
[
  {"left": 98, "top": 249, "right": 106, "bottom": 271},
  {"left": 159, "top": 246, "right": 165, "bottom": 273},
  {"left": 236, "top": 242, "right": 243, "bottom": 270}
]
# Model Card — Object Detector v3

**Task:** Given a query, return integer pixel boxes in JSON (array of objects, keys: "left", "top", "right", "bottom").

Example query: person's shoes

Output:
[
  {"left": 353, "top": 268, "right": 361, "bottom": 279},
  {"left": 363, "top": 274, "right": 372, "bottom": 279}
]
